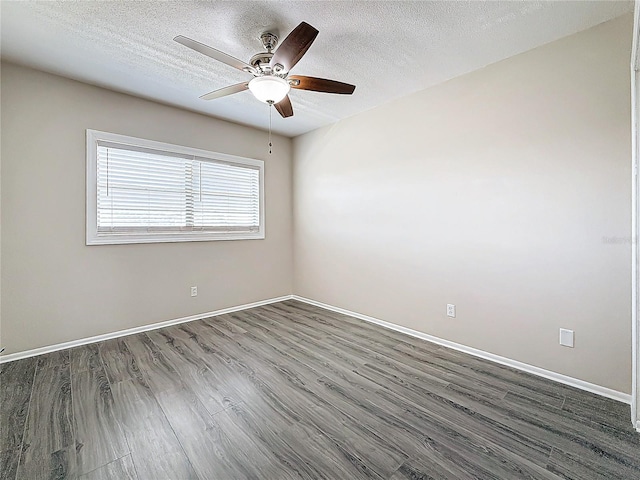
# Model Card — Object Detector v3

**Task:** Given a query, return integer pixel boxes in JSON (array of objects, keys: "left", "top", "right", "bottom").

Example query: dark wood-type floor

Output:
[{"left": 1, "top": 300, "right": 639, "bottom": 479}]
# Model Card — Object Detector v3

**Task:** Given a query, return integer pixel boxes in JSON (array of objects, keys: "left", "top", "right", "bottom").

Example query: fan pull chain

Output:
[{"left": 268, "top": 103, "right": 273, "bottom": 155}]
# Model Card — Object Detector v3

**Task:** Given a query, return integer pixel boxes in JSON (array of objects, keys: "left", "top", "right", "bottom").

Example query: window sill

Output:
[{"left": 86, "top": 231, "right": 265, "bottom": 245}]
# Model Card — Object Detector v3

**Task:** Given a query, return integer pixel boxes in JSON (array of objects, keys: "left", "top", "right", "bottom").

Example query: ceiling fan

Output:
[{"left": 174, "top": 22, "right": 356, "bottom": 118}]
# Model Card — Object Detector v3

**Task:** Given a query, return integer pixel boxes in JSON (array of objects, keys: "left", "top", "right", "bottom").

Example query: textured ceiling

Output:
[{"left": 1, "top": 1, "right": 633, "bottom": 137}]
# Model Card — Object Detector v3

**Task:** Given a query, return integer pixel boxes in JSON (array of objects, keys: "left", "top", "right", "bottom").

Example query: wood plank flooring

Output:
[{"left": 1, "top": 299, "right": 638, "bottom": 479}]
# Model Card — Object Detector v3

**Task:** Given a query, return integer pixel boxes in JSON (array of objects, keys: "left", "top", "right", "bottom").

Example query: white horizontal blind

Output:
[{"left": 96, "top": 142, "right": 260, "bottom": 235}]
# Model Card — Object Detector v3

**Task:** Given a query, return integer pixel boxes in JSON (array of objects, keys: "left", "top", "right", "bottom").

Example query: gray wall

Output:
[
  {"left": 1, "top": 62, "right": 293, "bottom": 355},
  {"left": 293, "top": 15, "right": 633, "bottom": 394}
]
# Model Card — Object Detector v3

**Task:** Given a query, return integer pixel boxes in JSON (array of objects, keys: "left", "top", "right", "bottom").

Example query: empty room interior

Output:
[{"left": 2, "top": 1, "right": 640, "bottom": 479}]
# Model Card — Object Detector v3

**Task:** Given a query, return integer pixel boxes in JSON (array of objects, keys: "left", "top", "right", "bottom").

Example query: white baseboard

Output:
[
  {"left": 292, "top": 295, "right": 633, "bottom": 406},
  {"left": 0, "top": 295, "right": 294, "bottom": 364}
]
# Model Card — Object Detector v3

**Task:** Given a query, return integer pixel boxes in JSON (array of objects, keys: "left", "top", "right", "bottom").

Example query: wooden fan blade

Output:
[
  {"left": 288, "top": 75, "right": 355, "bottom": 94},
  {"left": 174, "top": 35, "right": 254, "bottom": 73},
  {"left": 271, "top": 22, "right": 319, "bottom": 73},
  {"left": 274, "top": 95, "right": 294, "bottom": 118},
  {"left": 200, "top": 82, "right": 249, "bottom": 100}
]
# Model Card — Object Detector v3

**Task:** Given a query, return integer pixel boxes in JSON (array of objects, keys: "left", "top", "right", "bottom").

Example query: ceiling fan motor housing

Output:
[{"left": 249, "top": 52, "right": 274, "bottom": 73}]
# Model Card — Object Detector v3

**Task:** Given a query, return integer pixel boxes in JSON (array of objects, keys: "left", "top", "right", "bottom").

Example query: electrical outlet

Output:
[
  {"left": 559, "top": 328, "right": 574, "bottom": 348},
  {"left": 447, "top": 304, "right": 456, "bottom": 318},
  {"left": 190, "top": 286, "right": 198, "bottom": 297}
]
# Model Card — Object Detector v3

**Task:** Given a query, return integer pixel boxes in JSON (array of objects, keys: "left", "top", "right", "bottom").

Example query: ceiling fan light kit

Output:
[{"left": 248, "top": 76, "right": 290, "bottom": 104}]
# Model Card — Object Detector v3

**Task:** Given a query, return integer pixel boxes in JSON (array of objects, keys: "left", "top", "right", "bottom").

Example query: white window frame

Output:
[{"left": 86, "top": 129, "right": 265, "bottom": 245}]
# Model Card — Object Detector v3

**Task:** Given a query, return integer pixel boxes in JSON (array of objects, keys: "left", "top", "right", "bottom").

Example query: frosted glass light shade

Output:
[{"left": 248, "top": 76, "right": 290, "bottom": 103}]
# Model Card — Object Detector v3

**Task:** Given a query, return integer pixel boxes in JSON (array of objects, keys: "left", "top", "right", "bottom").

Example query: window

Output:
[{"left": 86, "top": 130, "right": 264, "bottom": 245}]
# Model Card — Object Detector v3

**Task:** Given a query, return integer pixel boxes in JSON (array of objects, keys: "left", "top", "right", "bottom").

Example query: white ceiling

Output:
[{"left": 1, "top": 1, "right": 633, "bottom": 137}]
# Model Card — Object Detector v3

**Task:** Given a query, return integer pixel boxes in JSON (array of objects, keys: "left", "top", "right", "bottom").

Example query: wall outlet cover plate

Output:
[{"left": 559, "top": 328, "right": 574, "bottom": 348}]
